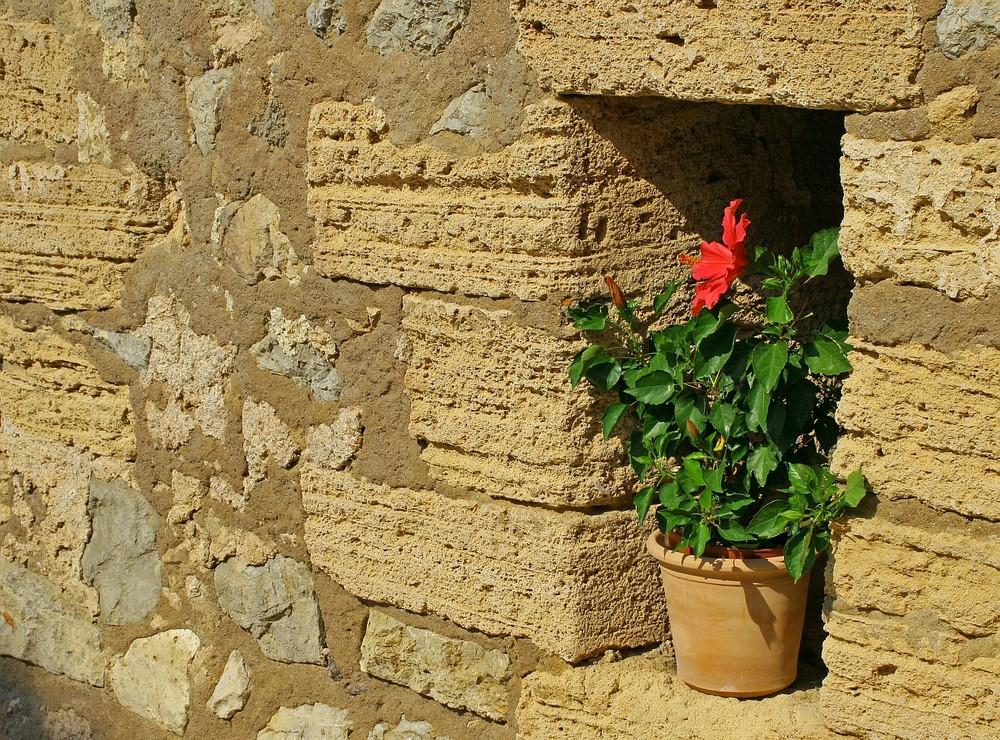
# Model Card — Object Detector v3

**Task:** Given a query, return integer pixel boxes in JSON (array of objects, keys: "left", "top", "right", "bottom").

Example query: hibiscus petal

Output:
[
  {"left": 692, "top": 276, "right": 729, "bottom": 315},
  {"left": 692, "top": 241, "right": 734, "bottom": 280},
  {"left": 722, "top": 199, "right": 750, "bottom": 249}
]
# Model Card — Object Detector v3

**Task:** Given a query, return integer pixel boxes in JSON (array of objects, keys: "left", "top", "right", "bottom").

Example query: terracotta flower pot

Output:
[{"left": 646, "top": 529, "right": 811, "bottom": 698}]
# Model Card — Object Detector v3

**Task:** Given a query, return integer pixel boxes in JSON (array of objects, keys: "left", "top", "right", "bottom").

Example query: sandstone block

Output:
[
  {"left": 207, "top": 650, "right": 252, "bottom": 719},
  {"left": 82, "top": 479, "right": 161, "bottom": 625},
  {"left": 360, "top": 610, "right": 512, "bottom": 721},
  {"left": 0, "top": 317, "right": 135, "bottom": 460},
  {"left": 0, "top": 162, "right": 175, "bottom": 310},
  {"left": 0, "top": 22, "right": 77, "bottom": 146},
  {"left": 307, "top": 98, "right": 694, "bottom": 301},
  {"left": 0, "top": 555, "right": 104, "bottom": 687},
  {"left": 512, "top": 0, "right": 922, "bottom": 111},
  {"left": 833, "top": 341, "right": 1000, "bottom": 520},
  {"left": 516, "top": 650, "right": 831, "bottom": 739},
  {"left": 823, "top": 501, "right": 1000, "bottom": 738},
  {"left": 840, "top": 135, "right": 1000, "bottom": 299},
  {"left": 402, "top": 295, "right": 629, "bottom": 507},
  {"left": 214, "top": 555, "right": 324, "bottom": 665},
  {"left": 110, "top": 629, "right": 200, "bottom": 735},
  {"left": 301, "top": 469, "right": 666, "bottom": 662},
  {"left": 258, "top": 704, "right": 353, "bottom": 740}
]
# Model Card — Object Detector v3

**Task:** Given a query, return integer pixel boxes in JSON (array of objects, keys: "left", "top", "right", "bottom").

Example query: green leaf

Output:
[
  {"left": 746, "top": 446, "right": 779, "bottom": 486},
  {"left": 601, "top": 402, "right": 628, "bottom": 439},
  {"left": 786, "top": 463, "right": 815, "bottom": 493},
  {"left": 765, "top": 295, "right": 794, "bottom": 325},
  {"left": 804, "top": 336, "right": 852, "bottom": 376},
  {"left": 843, "top": 469, "right": 868, "bottom": 507},
  {"left": 802, "top": 228, "right": 840, "bottom": 278},
  {"left": 634, "top": 486, "right": 656, "bottom": 525},
  {"left": 567, "top": 303, "right": 608, "bottom": 331},
  {"left": 694, "top": 523, "right": 711, "bottom": 557},
  {"left": 694, "top": 322, "right": 739, "bottom": 379},
  {"left": 752, "top": 341, "right": 788, "bottom": 393},
  {"left": 653, "top": 280, "right": 682, "bottom": 316},
  {"left": 569, "top": 344, "right": 613, "bottom": 387},
  {"left": 746, "top": 500, "right": 789, "bottom": 539},
  {"left": 747, "top": 382, "right": 770, "bottom": 433},
  {"left": 658, "top": 481, "right": 682, "bottom": 509},
  {"left": 716, "top": 520, "right": 751, "bottom": 543},
  {"left": 623, "top": 371, "right": 674, "bottom": 404},
  {"left": 586, "top": 360, "right": 623, "bottom": 392},
  {"left": 709, "top": 403, "right": 737, "bottom": 438},
  {"left": 784, "top": 527, "right": 815, "bottom": 582}
]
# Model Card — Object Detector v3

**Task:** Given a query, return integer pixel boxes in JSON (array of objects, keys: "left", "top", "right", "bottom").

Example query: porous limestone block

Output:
[
  {"left": 360, "top": 610, "right": 512, "bottom": 721},
  {"left": 512, "top": 0, "right": 923, "bottom": 111},
  {"left": 307, "top": 98, "right": 690, "bottom": 301},
  {"left": 110, "top": 629, "right": 200, "bottom": 735},
  {"left": 0, "top": 22, "right": 77, "bottom": 145},
  {"left": 822, "top": 502, "right": 1000, "bottom": 738},
  {"left": 0, "top": 555, "right": 104, "bottom": 687},
  {"left": 840, "top": 135, "right": 1000, "bottom": 299},
  {"left": 402, "top": 295, "right": 629, "bottom": 507},
  {"left": 516, "top": 650, "right": 831, "bottom": 739},
  {"left": 0, "top": 317, "right": 135, "bottom": 460},
  {"left": 833, "top": 341, "right": 1000, "bottom": 520},
  {"left": 0, "top": 161, "right": 175, "bottom": 310},
  {"left": 301, "top": 469, "right": 666, "bottom": 663}
]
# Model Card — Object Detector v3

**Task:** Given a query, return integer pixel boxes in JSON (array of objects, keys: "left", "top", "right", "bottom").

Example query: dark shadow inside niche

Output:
[{"left": 564, "top": 95, "right": 849, "bottom": 689}]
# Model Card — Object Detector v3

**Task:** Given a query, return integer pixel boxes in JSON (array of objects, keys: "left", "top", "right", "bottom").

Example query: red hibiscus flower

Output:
[{"left": 681, "top": 199, "right": 751, "bottom": 315}]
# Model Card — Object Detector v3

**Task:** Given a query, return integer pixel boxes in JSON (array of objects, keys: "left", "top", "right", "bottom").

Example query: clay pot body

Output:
[{"left": 646, "top": 530, "right": 811, "bottom": 698}]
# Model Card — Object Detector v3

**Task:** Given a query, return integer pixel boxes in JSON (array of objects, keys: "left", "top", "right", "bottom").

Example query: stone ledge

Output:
[
  {"left": 301, "top": 469, "right": 666, "bottom": 662},
  {"left": 512, "top": 0, "right": 923, "bottom": 112},
  {"left": 516, "top": 651, "right": 831, "bottom": 739}
]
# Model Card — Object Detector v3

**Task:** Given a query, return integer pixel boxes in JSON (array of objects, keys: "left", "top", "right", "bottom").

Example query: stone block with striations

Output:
[{"left": 301, "top": 469, "right": 665, "bottom": 663}]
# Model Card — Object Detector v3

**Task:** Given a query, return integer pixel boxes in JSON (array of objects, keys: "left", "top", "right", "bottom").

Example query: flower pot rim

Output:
[{"left": 646, "top": 530, "right": 794, "bottom": 582}]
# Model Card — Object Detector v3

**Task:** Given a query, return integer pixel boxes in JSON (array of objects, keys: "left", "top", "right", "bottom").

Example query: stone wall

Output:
[{"left": 0, "top": 1, "right": 997, "bottom": 738}]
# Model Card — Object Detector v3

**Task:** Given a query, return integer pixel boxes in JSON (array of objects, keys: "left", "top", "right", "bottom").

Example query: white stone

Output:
[
  {"left": 186, "top": 69, "right": 232, "bottom": 155},
  {"left": 257, "top": 703, "right": 353, "bottom": 739},
  {"left": 430, "top": 83, "right": 489, "bottom": 139},
  {"left": 110, "top": 629, "right": 200, "bottom": 735},
  {"left": 360, "top": 611, "right": 511, "bottom": 721},
  {"left": 243, "top": 399, "right": 299, "bottom": 495},
  {"left": 0, "top": 555, "right": 104, "bottom": 687},
  {"left": 367, "top": 0, "right": 470, "bottom": 57},
  {"left": 251, "top": 308, "right": 340, "bottom": 401},
  {"left": 208, "top": 650, "right": 252, "bottom": 719},
  {"left": 937, "top": 0, "right": 1000, "bottom": 59},
  {"left": 303, "top": 407, "right": 363, "bottom": 473}
]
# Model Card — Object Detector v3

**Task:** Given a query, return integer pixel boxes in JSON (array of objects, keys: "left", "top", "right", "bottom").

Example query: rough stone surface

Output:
[
  {"left": 0, "top": 424, "right": 131, "bottom": 609},
  {"left": 207, "top": 649, "right": 252, "bottom": 719},
  {"left": 186, "top": 68, "right": 232, "bottom": 156},
  {"left": 242, "top": 398, "right": 300, "bottom": 495},
  {"left": 367, "top": 0, "right": 470, "bottom": 57},
  {"left": 110, "top": 629, "right": 200, "bottom": 735},
  {"left": 937, "top": 0, "right": 1000, "bottom": 59},
  {"left": 0, "top": 555, "right": 104, "bottom": 687},
  {"left": 251, "top": 308, "right": 341, "bottom": 401},
  {"left": 82, "top": 478, "right": 161, "bottom": 625},
  {"left": 76, "top": 93, "right": 113, "bottom": 166},
  {"left": 430, "top": 83, "right": 490, "bottom": 138},
  {"left": 214, "top": 555, "right": 324, "bottom": 665},
  {"left": 840, "top": 135, "right": 1000, "bottom": 299},
  {"left": 0, "top": 317, "right": 135, "bottom": 460},
  {"left": 0, "top": 22, "right": 78, "bottom": 145},
  {"left": 91, "top": 328, "right": 152, "bottom": 370},
  {"left": 257, "top": 704, "right": 353, "bottom": 739},
  {"left": 137, "top": 294, "right": 238, "bottom": 447},
  {"left": 219, "top": 194, "right": 301, "bottom": 285},
  {"left": 368, "top": 716, "right": 448, "bottom": 740},
  {"left": 0, "top": 160, "right": 175, "bottom": 311},
  {"left": 301, "top": 469, "right": 666, "bottom": 662},
  {"left": 361, "top": 610, "right": 512, "bottom": 721},
  {"left": 88, "top": 0, "right": 135, "bottom": 44},
  {"left": 513, "top": 0, "right": 924, "bottom": 111},
  {"left": 823, "top": 500, "right": 1000, "bottom": 738},
  {"left": 307, "top": 0, "right": 347, "bottom": 43},
  {"left": 516, "top": 650, "right": 831, "bottom": 739},
  {"left": 402, "top": 295, "right": 629, "bottom": 506},
  {"left": 303, "top": 407, "right": 364, "bottom": 472},
  {"left": 834, "top": 341, "right": 1000, "bottom": 521}
]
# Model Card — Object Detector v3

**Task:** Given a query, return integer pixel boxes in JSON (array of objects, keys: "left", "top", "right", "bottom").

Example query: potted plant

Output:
[{"left": 568, "top": 199, "right": 867, "bottom": 697}]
